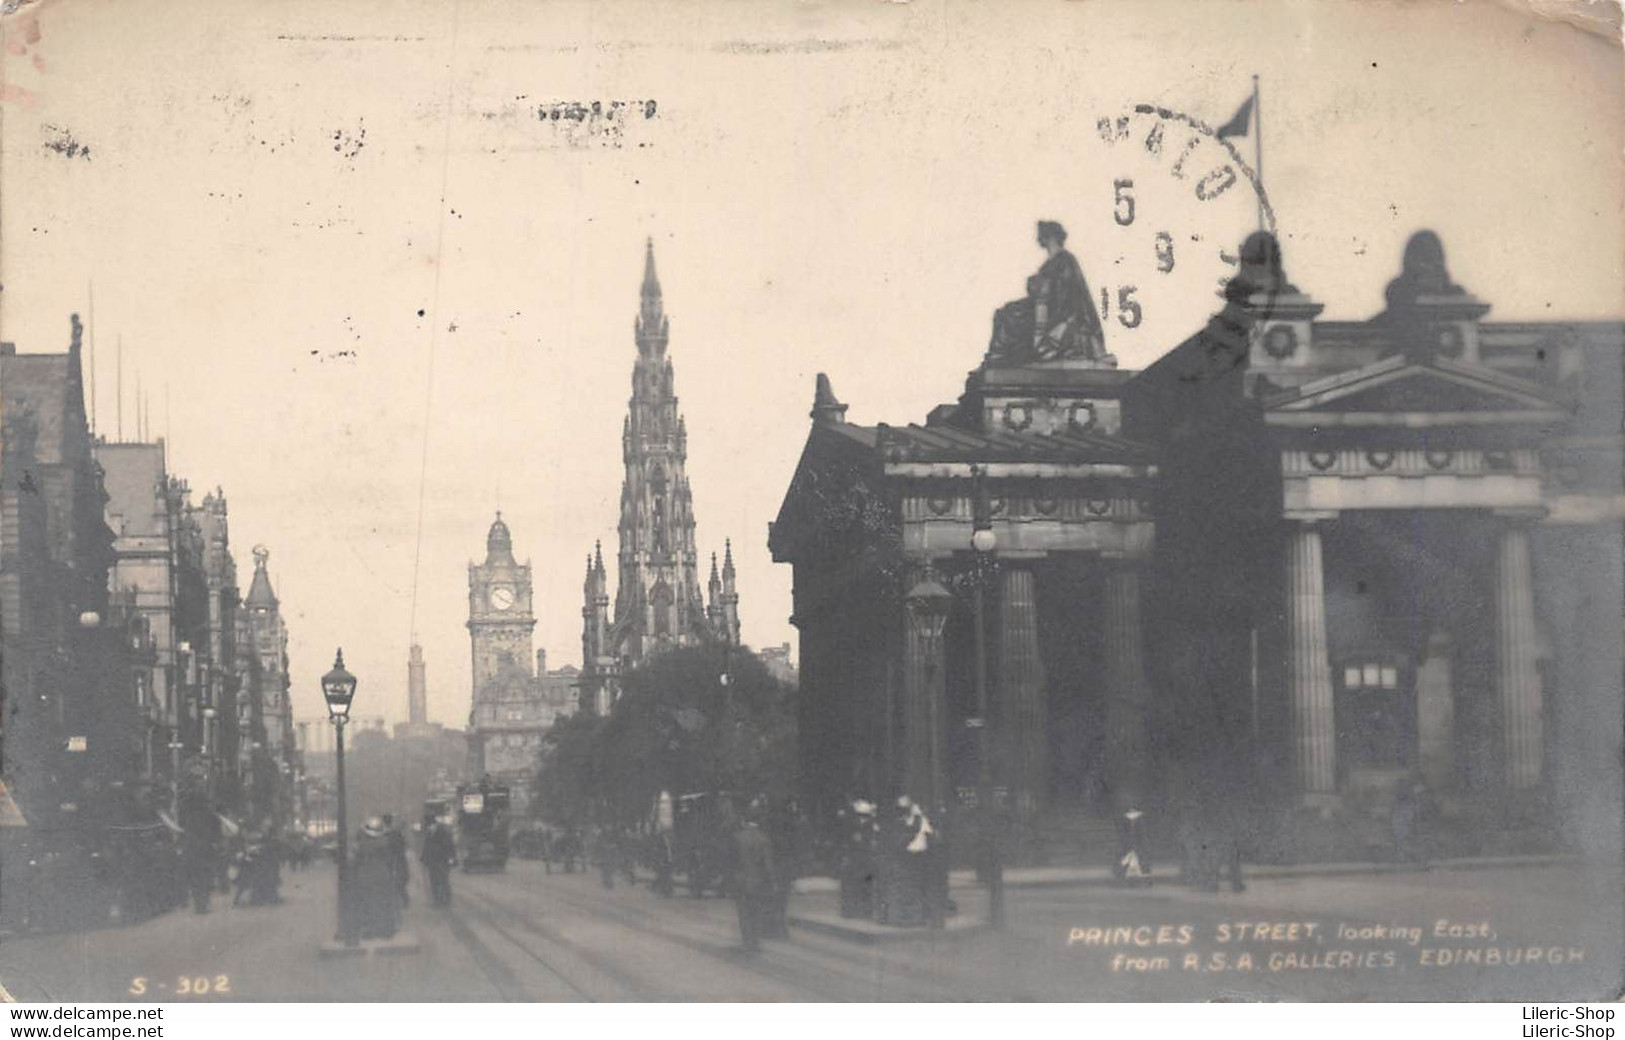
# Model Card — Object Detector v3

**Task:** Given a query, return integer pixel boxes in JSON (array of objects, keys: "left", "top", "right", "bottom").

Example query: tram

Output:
[{"left": 455, "top": 778, "right": 511, "bottom": 873}]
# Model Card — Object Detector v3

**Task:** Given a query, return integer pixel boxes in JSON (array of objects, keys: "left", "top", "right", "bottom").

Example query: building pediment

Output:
[
  {"left": 1266, "top": 356, "right": 1568, "bottom": 425},
  {"left": 768, "top": 423, "right": 891, "bottom": 562}
]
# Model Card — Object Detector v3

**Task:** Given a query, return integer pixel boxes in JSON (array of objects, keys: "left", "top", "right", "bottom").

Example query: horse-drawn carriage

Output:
[{"left": 673, "top": 792, "right": 734, "bottom": 898}]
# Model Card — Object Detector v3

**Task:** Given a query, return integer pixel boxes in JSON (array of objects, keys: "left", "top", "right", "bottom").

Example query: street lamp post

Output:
[
  {"left": 201, "top": 706, "right": 218, "bottom": 799},
  {"left": 904, "top": 571, "right": 952, "bottom": 811},
  {"left": 320, "top": 649, "right": 357, "bottom": 946},
  {"left": 969, "top": 465, "right": 1006, "bottom": 929},
  {"left": 173, "top": 642, "right": 193, "bottom": 815},
  {"left": 716, "top": 642, "right": 733, "bottom": 804},
  {"left": 167, "top": 737, "right": 186, "bottom": 817}
]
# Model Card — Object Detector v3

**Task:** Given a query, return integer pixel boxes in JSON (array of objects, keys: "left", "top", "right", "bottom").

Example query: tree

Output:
[
  {"left": 533, "top": 645, "right": 797, "bottom": 828},
  {"left": 533, "top": 711, "right": 604, "bottom": 828}
]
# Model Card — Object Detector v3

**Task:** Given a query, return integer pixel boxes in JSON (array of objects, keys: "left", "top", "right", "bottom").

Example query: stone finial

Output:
[
  {"left": 1225, "top": 231, "right": 1297, "bottom": 304},
  {"left": 811, "top": 373, "right": 848, "bottom": 425},
  {"left": 1384, "top": 230, "right": 1464, "bottom": 311},
  {"left": 1378, "top": 230, "right": 1489, "bottom": 360}
]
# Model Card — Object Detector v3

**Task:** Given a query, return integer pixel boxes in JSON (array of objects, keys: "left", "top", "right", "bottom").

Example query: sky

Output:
[{"left": 2, "top": 0, "right": 1620, "bottom": 729}]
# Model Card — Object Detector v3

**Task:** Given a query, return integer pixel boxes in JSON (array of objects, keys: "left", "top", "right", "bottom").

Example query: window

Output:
[
  {"left": 1344, "top": 664, "right": 1397, "bottom": 692},
  {"left": 651, "top": 581, "right": 674, "bottom": 638},
  {"left": 1336, "top": 655, "right": 1411, "bottom": 770}
]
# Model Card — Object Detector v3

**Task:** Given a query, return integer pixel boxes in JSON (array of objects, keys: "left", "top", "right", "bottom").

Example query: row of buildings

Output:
[
  {"left": 1, "top": 316, "right": 302, "bottom": 884},
  {"left": 771, "top": 228, "right": 1623, "bottom": 862}
]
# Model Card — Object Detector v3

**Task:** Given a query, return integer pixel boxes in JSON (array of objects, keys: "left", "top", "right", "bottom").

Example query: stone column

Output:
[
  {"left": 1495, "top": 521, "right": 1544, "bottom": 790},
  {"left": 998, "top": 566, "right": 1047, "bottom": 822},
  {"left": 902, "top": 584, "right": 947, "bottom": 809},
  {"left": 1103, "top": 562, "right": 1153, "bottom": 809},
  {"left": 1285, "top": 521, "right": 1337, "bottom": 797}
]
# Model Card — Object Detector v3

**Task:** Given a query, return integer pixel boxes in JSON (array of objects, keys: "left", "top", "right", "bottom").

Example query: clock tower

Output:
[{"left": 467, "top": 512, "right": 544, "bottom": 812}]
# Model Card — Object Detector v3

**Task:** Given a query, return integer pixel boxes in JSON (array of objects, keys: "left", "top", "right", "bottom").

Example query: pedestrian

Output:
[
  {"left": 838, "top": 799, "right": 878, "bottom": 919},
  {"left": 652, "top": 829, "right": 675, "bottom": 897},
  {"left": 230, "top": 832, "right": 257, "bottom": 907},
  {"left": 420, "top": 815, "right": 457, "bottom": 908},
  {"left": 177, "top": 791, "right": 219, "bottom": 915},
  {"left": 253, "top": 831, "right": 285, "bottom": 906},
  {"left": 729, "top": 807, "right": 777, "bottom": 952},
  {"left": 1194, "top": 796, "right": 1247, "bottom": 894},
  {"left": 354, "top": 817, "right": 400, "bottom": 939},
  {"left": 877, "top": 795, "right": 928, "bottom": 926},
  {"left": 1114, "top": 808, "right": 1153, "bottom": 886},
  {"left": 384, "top": 814, "right": 410, "bottom": 908},
  {"left": 594, "top": 827, "right": 616, "bottom": 890},
  {"left": 214, "top": 819, "right": 237, "bottom": 895},
  {"left": 1392, "top": 778, "right": 1425, "bottom": 865},
  {"left": 901, "top": 797, "right": 943, "bottom": 928}
]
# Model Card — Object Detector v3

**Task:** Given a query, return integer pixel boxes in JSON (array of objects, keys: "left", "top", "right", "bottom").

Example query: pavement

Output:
[
  {"left": 0, "top": 856, "right": 1617, "bottom": 1001},
  {"left": 782, "top": 852, "right": 1581, "bottom": 941}
]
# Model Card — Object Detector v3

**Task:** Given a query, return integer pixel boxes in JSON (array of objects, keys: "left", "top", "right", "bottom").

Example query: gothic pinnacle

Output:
[{"left": 641, "top": 237, "right": 661, "bottom": 298}]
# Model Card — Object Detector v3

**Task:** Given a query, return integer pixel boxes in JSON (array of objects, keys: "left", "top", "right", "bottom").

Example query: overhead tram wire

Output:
[{"left": 406, "top": 1, "right": 464, "bottom": 647}]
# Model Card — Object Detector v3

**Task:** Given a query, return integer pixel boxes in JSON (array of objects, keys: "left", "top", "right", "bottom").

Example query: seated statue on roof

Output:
[{"left": 986, "top": 221, "right": 1108, "bottom": 365}]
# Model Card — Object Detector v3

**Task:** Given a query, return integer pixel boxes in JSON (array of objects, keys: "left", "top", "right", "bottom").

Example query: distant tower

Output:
[
  {"left": 466, "top": 513, "right": 544, "bottom": 811},
  {"left": 580, "top": 240, "right": 740, "bottom": 711},
  {"left": 240, "top": 545, "right": 292, "bottom": 825},
  {"left": 407, "top": 642, "right": 428, "bottom": 726}
]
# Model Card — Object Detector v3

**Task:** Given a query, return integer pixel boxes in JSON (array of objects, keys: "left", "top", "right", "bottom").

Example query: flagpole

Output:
[{"left": 1253, "top": 74, "right": 1264, "bottom": 232}]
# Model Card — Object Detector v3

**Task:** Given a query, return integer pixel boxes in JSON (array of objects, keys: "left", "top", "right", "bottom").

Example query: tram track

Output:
[
  {"left": 441, "top": 902, "right": 551, "bottom": 1000},
  {"left": 594, "top": 881, "right": 987, "bottom": 999},
  {"left": 527, "top": 875, "right": 955, "bottom": 1001},
  {"left": 457, "top": 883, "right": 668, "bottom": 1000}
]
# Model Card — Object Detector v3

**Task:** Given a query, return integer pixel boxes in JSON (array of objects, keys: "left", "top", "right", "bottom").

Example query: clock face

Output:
[
  {"left": 1069, "top": 104, "right": 1275, "bottom": 367},
  {"left": 489, "top": 586, "right": 515, "bottom": 612}
]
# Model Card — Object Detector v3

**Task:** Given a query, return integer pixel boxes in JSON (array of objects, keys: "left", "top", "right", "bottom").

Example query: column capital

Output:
[{"left": 1283, "top": 510, "right": 1339, "bottom": 524}]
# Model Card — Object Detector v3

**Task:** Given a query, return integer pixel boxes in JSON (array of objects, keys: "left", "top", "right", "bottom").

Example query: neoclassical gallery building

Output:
[{"left": 769, "top": 231, "right": 1622, "bottom": 861}]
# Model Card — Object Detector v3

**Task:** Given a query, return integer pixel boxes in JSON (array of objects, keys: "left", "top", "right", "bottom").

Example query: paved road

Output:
[{"left": 1, "top": 859, "right": 1617, "bottom": 1001}]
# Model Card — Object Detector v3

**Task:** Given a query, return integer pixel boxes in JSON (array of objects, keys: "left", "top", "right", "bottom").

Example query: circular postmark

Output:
[{"left": 1081, "top": 103, "right": 1284, "bottom": 365}]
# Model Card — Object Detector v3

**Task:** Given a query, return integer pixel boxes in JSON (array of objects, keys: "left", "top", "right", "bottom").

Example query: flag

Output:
[{"left": 1216, "top": 95, "right": 1254, "bottom": 139}]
